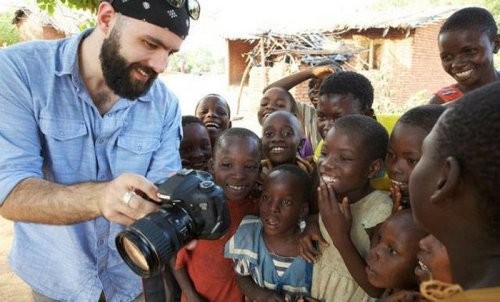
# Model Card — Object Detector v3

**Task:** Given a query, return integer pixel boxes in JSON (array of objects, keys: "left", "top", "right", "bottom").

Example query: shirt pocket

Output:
[
  {"left": 39, "top": 117, "right": 88, "bottom": 177},
  {"left": 115, "top": 134, "right": 160, "bottom": 175}
]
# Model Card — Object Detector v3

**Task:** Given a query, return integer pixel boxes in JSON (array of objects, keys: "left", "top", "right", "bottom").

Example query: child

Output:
[
  {"left": 225, "top": 164, "right": 314, "bottom": 301},
  {"left": 194, "top": 93, "right": 232, "bottom": 148},
  {"left": 429, "top": 7, "right": 500, "bottom": 104},
  {"left": 264, "top": 61, "right": 341, "bottom": 150},
  {"left": 385, "top": 105, "right": 445, "bottom": 210},
  {"left": 312, "top": 115, "right": 392, "bottom": 301},
  {"left": 314, "top": 71, "right": 376, "bottom": 162},
  {"left": 174, "top": 127, "right": 261, "bottom": 302},
  {"left": 410, "top": 81, "right": 500, "bottom": 300},
  {"left": 378, "top": 234, "right": 452, "bottom": 302},
  {"left": 258, "top": 87, "right": 313, "bottom": 158},
  {"left": 260, "top": 111, "right": 315, "bottom": 178},
  {"left": 366, "top": 210, "right": 427, "bottom": 299},
  {"left": 180, "top": 115, "right": 212, "bottom": 171},
  {"left": 415, "top": 234, "right": 452, "bottom": 285}
]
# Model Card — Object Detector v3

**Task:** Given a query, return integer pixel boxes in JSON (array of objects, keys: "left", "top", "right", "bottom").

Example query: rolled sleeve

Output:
[{"left": 0, "top": 49, "right": 43, "bottom": 204}]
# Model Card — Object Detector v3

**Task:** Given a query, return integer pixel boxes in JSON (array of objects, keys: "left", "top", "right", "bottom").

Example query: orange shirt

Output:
[
  {"left": 435, "top": 84, "right": 464, "bottom": 103},
  {"left": 175, "top": 198, "right": 258, "bottom": 302}
]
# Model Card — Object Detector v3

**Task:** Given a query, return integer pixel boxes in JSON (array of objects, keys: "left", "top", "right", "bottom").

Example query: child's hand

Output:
[
  {"left": 298, "top": 216, "right": 329, "bottom": 263},
  {"left": 390, "top": 184, "right": 403, "bottom": 213},
  {"left": 317, "top": 183, "right": 352, "bottom": 247},
  {"left": 311, "top": 65, "right": 336, "bottom": 79}
]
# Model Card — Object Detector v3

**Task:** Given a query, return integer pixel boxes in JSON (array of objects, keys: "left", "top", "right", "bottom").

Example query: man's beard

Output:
[{"left": 99, "top": 28, "right": 158, "bottom": 99}]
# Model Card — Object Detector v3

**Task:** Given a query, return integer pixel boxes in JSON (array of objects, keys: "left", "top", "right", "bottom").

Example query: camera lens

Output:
[
  {"left": 116, "top": 206, "right": 193, "bottom": 277},
  {"left": 116, "top": 169, "right": 230, "bottom": 278},
  {"left": 121, "top": 237, "right": 149, "bottom": 272}
]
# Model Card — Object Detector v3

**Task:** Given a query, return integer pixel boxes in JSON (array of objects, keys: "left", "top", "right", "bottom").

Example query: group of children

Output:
[{"left": 169, "top": 7, "right": 500, "bottom": 302}]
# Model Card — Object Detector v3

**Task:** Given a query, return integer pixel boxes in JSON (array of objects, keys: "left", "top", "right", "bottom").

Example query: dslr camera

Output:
[{"left": 116, "top": 169, "right": 229, "bottom": 277}]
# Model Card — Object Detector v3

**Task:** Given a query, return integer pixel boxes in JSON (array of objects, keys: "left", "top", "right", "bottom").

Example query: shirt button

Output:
[
  {"left": 98, "top": 239, "right": 104, "bottom": 245},
  {"left": 97, "top": 139, "right": 104, "bottom": 144}
]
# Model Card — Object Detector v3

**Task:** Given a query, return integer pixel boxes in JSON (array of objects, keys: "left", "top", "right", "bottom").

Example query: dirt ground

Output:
[
  {"left": 0, "top": 73, "right": 261, "bottom": 301},
  {"left": 0, "top": 217, "right": 31, "bottom": 301}
]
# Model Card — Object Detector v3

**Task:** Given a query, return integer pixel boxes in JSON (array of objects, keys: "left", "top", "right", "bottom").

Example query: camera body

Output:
[{"left": 116, "top": 169, "right": 229, "bottom": 277}]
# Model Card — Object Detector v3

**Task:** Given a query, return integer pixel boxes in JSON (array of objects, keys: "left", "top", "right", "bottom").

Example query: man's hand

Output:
[{"left": 99, "top": 173, "right": 162, "bottom": 225}]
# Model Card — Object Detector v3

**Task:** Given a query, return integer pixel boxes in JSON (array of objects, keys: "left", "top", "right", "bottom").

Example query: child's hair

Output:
[
  {"left": 397, "top": 105, "right": 446, "bottom": 133},
  {"left": 434, "top": 81, "right": 500, "bottom": 236},
  {"left": 319, "top": 71, "right": 374, "bottom": 109},
  {"left": 269, "top": 164, "right": 312, "bottom": 203},
  {"left": 334, "top": 115, "right": 388, "bottom": 161},
  {"left": 213, "top": 127, "right": 262, "bottom": 157},
  {"left": 182, "top": 115, "right": 205, "bottom": 127},
  {"left": 195, "top": 93, "right": 232, "bottom": 118},
  {"left": 439, "top": 7, "right": 498, "bottom": 40}
]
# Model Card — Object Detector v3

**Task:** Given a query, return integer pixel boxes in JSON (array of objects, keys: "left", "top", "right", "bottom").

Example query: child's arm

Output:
[
  {"left": 237, "top": 275, "right": 284, "bottom": 302},
  {"left": 263, "top": 65, "right": 336, "bottom": 92},
  {"left": 317, "top": 183, "right": 384, "bottom": 298},
  {"left": 172, "top": 265, "right": 207, "bottom": 302},
  {"left": 298, "top": 214, "right": 329, "bottom": 263}
]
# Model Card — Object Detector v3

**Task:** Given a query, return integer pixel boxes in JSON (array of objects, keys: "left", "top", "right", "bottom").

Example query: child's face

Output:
[
  {"left": 366, "top": 213, "right": 423, "bottom": 290},
  {"left": 319, "top": 127, "right": 374, "bottom": 195},
  {"left": 415, "top": 234, "right": 452, "bottom": 284},
  {"left": 386, "top": 123, "right": 429, "bottom": 197},
  {"left": 210, "top": 136, "right": 260, "bottom": 202},
  {"left": 180, "top": 123, "right": 212, "bottom": 171},
  {"left": 261, "top": 112, "right": 302, "bottom": 165},
  {"left": 438, "top": 28, "right": 500, "bottom": 90},
  {"left": 195, "top": 97, "right": 231, "bottom": 144},
  {"left": 259, "top": 171, "right": 307, "bottom": 237},
  {"left": 316, "top": 93, "right": 365, "bottom": 139},
  {"left": 308, "top": 78, "right": 322, "bottom": 107},
  {"left": 258, "top": 88, "right": 294, "bottom": 126}
]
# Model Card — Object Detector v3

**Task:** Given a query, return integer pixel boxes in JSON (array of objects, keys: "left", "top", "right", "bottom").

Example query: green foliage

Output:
[
  {"left": 36, "top": 0, "right": 99, "bottom": 14},
  {"left": 0, "top": 12, "right": 20, "bottom": 46},
  {"left": 168, "top": 48, "right": 224, "bottom": 74}
]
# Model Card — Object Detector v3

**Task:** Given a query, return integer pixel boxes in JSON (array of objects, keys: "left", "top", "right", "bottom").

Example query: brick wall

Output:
[{"left": 409, "top": 21, "right": 454, "bottom": 100}]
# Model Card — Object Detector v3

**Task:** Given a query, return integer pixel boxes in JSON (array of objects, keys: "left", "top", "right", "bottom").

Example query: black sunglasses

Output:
[{"left": 108, "top": 0, "right": 200, "bottom": 20}]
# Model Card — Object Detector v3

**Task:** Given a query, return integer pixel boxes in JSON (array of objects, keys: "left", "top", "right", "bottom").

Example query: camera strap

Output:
[{"left": 142, "top": 273, "right": 166, "bottom": 302}]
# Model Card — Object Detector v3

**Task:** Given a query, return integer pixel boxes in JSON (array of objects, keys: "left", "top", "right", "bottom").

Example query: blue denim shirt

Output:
[{"left": 0, "top": 30, "right": 182, "bottom": 301}]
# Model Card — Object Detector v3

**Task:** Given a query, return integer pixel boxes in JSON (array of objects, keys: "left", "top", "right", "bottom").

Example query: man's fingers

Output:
[{"left": 120, "top": 195, "right": 160, "bottom": 220}]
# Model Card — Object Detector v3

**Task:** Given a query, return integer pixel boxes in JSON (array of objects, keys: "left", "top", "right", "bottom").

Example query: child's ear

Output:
[
  {"left": 429, "top": 156, "right": 460, "bottom": 205},
  {"left": 208, "top": 158, "right": 215, "bottom": 174},
  {"left": 493, "top": 34, "right": 500, "bottom": 54},
  {"left": 297, "top": 138, "right": 306, "bottom": 152},
  {"left": 364, "top": 108, "right": 376, "bottom": 120},
  {"left": 367, "top": 158, "right": 383, "bottom": 179},
  {"left": 228, "top": 120, "right": 232, "bottom": 129}
]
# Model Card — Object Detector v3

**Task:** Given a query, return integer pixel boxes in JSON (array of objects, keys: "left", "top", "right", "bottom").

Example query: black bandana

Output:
[{"left": 110, "top": 0, "right": 190, "bottom": 39}]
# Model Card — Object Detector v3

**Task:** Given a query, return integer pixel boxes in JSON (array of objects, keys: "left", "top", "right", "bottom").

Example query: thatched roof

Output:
[{"left": 224, "top": 6, "right": 462, "bottom": 40}]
